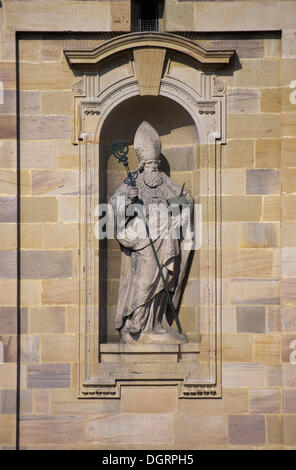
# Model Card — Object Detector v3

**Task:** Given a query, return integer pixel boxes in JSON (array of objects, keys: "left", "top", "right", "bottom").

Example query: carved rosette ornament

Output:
[{"left": 64, "top": 32, "right": 234, "bottom": 399}]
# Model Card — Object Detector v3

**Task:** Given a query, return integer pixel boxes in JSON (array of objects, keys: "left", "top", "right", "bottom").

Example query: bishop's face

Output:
[{"left": 142, "top": 158, "right": 162, "bottom": 188}]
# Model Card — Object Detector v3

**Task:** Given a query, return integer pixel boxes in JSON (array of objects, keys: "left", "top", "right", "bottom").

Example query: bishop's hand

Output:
[{"left": 128, "top": 186, "right": 139, "bottom": 201}]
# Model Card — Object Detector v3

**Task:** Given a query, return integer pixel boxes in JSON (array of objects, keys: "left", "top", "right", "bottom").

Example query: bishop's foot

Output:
[{"left": 137, "top": 328, "right": 188, "bottom": 345}]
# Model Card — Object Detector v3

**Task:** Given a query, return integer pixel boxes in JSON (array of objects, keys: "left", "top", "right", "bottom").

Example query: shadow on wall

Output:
[{"left": 100, "top": 94, "right": 198, "bottom": 196}]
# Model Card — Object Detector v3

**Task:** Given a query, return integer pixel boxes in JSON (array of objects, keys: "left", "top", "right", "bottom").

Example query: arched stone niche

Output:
[{"left": 64, "top": 32, "right": 234, "bottom": 398}]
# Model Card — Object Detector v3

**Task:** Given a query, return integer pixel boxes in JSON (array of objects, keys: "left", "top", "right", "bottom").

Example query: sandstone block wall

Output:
[{"left": 0, "top": 0, "right": 296, "bottom": 449}]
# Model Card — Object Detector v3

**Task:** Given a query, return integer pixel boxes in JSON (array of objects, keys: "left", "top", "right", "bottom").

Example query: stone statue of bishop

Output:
[{"left": 110, "top": 121, "right": 194, "bottom": 344}]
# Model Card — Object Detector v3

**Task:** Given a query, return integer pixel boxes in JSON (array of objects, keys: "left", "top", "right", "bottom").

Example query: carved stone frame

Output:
[{"left": 64, "top": 32, "right": 234, "bottom": 398}]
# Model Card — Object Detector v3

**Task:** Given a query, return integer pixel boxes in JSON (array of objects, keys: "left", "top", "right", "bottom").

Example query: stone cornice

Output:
[{"left": 64, "top": 31, "right": 235, "bottom": 67}]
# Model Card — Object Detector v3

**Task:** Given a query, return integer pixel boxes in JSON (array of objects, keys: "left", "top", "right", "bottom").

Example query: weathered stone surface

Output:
[
  {"left": 283, "top": 416, "right": 296, "bottom": 445},
  {"left": 281, "top": 87, "right": 295, "bottom": 113},
  {"left": 250, "top": 389, "right": 281, "bottom": 414},
  {"left": 31, "top": 170, "right": 78, "bottom": 196},
  {"left": 0, "top": 251, "right": 16, "bottom": 278},
  {"left": 224, "top": 59, "right": 280, "bottom": 88},
  {"left": 21, "top": 197, "right": 57, "bottom": 223},
  {"left": 0, "top": 115, "right": 16, "bottom": 139},
  {"left": 41, "top": 39, "right": 62, "bottom": 61},
  {"left": 21, "top": 116, "right": 71, "bottom": 140},
  {"left": 282, "top": 29, "right": 296, "bottom": 58},
  {"left": 283, "top": 389, "right": 296, "bottom": 413},
  {"left": 40, "top": 91, "right": 72, "bottom": 115},
  {"left": 86, "top": 414, "right": 174, "bottom": 445},
  {"left": 255, "top": 139, "right": 281, "bottom": 169},
  {"left": 21, "top": 250, "right": 72, "bottom": 279},
  {"left": 236, "top": 306, "right": 266, "bottom": 333},
  {"left": 0, "top": 307, "right": 28, "bottom": 334},
  {"left": 254, "top": 334, "right": 281, "bottom": 364},
  {"left": 179, "top": 306, "right": 196, "bottom": 333},
  {"left": 222, "top": 363, "right": 265, "bottom": 388},
  {"left": 0, "top": 416, "right": 15, "bottom": 445},
  {"left": 221, "top": 169, "right": 245, "bottom": 195},
  {"left": 21, "top": 141, "right": 55, "bottom": 169},
  {"left": 222, "top": 196, "right": 262, "bottom": 221},
  {"left": 281, "top": 138, "right": 296, "bottom": 167},
  {"left": 0, "top": 63, "right": 16, "bottom": 89},
  {"left": 58, "top": 196, "right": 79, "bottom": 222},
  {"left": 40, "top": 334, "right": 77, "bottom": 362},
  {"left": 221, "top": 306, "right": 236, "bottom": 333},
  {"left": 29, "top": 306, "right": 65, "bottom": 334},
  {"left": 27, "top": 364, "right": 71, "bottom": 388},
  {"left": 192, "top": 34, "right": 266, "bottom": 59},
  {"left": 21, "top": 279, "right": 41, "bottom": 307},
  {"left": 282, "top": 59, "right": 296, "bottom": 87},
  {"left": 111, "top": 1, "right": 130, "bottom": 31},
  {"left": 246, "top": 169, "right": 280, "bottom": 195},
  {"left": 227, "top": 88, "right": 259, "bottom": 114},
  {"left": 281, "top": 364, "right": 296, "bottom": 388},
  {"left": 0, "top": 170, "right": 21, "bottom": 196},
  {"left": 19, "top": 38, "right": 41, "bottom": 61},
  {"left": 260, "top": 88, "right": 281, "bottom": 113},
  {"left": 179, "top": 388, "right": 248, "bottom": 415},
  {"left": 222, "top": 222, "right": 240, "bottom": 247},
  {"left": 282, "top": 278, "right": 296, "bottom": 303},
  {"left": 43, "top": 223, "right": 79, "bottom": 249},
  {"left": 34, "top": 389, "right": 50, "bottom": 415},
  {"left": 222, "top": 334, "right": 253, "bottom": 362},
  {"left": 222, "top": 249, "right": 274, "bottom": 278},
  {"left": 120, "top": 387, "right": 177, "bottom": 414},
  {"left": 185, "top": 279, "right": 227, "bottom": 305},
  {"left": 240, "top": 222, "right": 278, "bottom": 248},
  {"left": 0, "top": 363, "right": 16, "bottom": 389},
  {"left": 229, "top": 415, "right": 265, "bottom": 445},
  {"left": 175, "top": 415, "right": 227, "bottom": 446},
  {"left": 21, "top": 335, "right": 40, "bottom": 362},
  {"left": 280, "top": 306, "right": 296, "bottom": 332},
  {"left": 222, "top": 139, "right": 254, "bottom": 168},
  {"left": 229, "top": 279, "right": 280, "bottom": 305},
  {"left": 51, "top": 388, "right": 120, "bottom": 415},
  {"left": 267, "top": 306, "right": 281, "bottom": 333},
  {"left": 21, "top": 223, "right": 43, "bottom": 249},
  {"left": 228, "top": 114, "right": 280, "bottom": 139},
  {"left": 6, "top": 3, "right": 111, "bottom": 31},
  {"left": 282, "top": 113, "right": 296, "bottom": 137},
  {"left": 0, "top": 140, "right": 16, "bottom": 169},
  {"left": 20, "top": 415, "right": 84, "bottom": 445},
  {"left": 282, "top": 169, "right": 296, "bottom": 194},
  {"left": 41, "top": 279, "right": 79, "bottom": 305},
  {"left": 282, "top": 248, "right": 296, "bottom": 276},
  {"left": 0, "top": 90, "right": 39, "bottom": 115},
  {"left": 55, "top": 141, "right": 79, "bottom": 169},
  {"left": 1, "top": 31, "right": 16, "bottom": 61},
  {"left": 162, "top": 146, "right": 194, "bottom": 171},
  {"left": 0, "top": 390, "right": 16, "bottom": 414},
  {"left": 0, "top": 224, "right": 16, "bottom": 250},
  {"left": 263, "top": 196, "right": 281, "bottom": 221},
  {"left": 20, "top": 91, "right": 40, "bottom": 114},
  {"left": 0, "top": 197, "right": 17, "bottom": 222},
  {"left": 282, "top": 196, "right": 296, "bottom": 221},
  {"left": 266, "top": 415, "right": 283, "bottom": 445}
]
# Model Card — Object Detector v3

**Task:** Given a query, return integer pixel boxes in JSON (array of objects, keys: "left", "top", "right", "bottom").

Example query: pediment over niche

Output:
[
  {"left": 65, "top": 32, "right": 235, "bottom": 144},
  {"left": 64, "top": 31, "right": 235, "bottom": 67}
]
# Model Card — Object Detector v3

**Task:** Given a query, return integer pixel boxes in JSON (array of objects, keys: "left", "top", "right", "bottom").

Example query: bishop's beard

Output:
[{"left": 142, "top": 168, "right": 163, "bottom": 188}]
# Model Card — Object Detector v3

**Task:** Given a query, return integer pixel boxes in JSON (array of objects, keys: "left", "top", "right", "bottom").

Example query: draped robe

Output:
[{"left": 110, "top": 170, "right": 193, "bottom": 339}]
